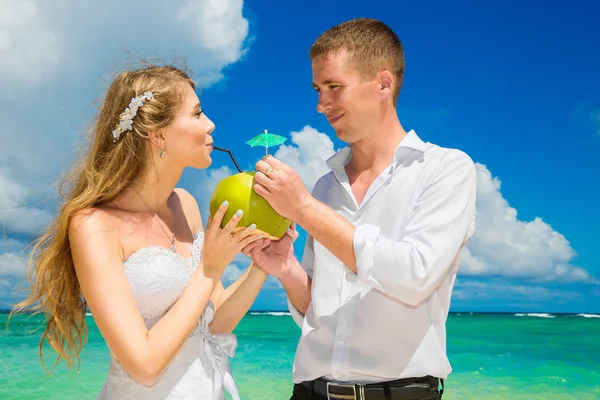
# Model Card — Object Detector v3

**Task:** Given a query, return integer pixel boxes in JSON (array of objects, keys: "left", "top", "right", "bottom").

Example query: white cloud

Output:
[
  {"left": 197, "top": 126, "right": 591, "bottom": 285},
  {"left": 0, "top": 168, "right": 28, "bottom": 210},
  {"left": 0, "top": 0, "right": 60, "bottom": 86},
  {"left": 452, "top": 279, "right": 585, "bottom": 305},
  {"left": 273, "top": 125, "right": 336, "bottom": 192},
  {"left": 0, "top": 252, "right": 28, "bottom": 278},
  {"left": 0, "top": 239, "right": 32, "bottom": 302},
  {"left": 0, "top": 0, "right": 253, "bottom": 281},
  {"left": 0, "top": 208, "right": 53, "bottom": 236},
  {"left": 0, "top": 167, "right": 54, "bottom": 236},
  {"left": 0, "top": 0, "right": 253, "bottom": 220},
  {"left": 222, "top": 263, "right": 244, "bottom": 286},
  {"left": 0, "top": 277, "right": 16, "bottom": 304},
  {"left": 221, "top": 255, "right": 282, "bottom": 289},
  {"left": 177, "top": 0, "right": 250, "bottom": 83},
  {"left": 221, "top": 252, "right": 253, "bottom": 286},
  {"left": 460, "top": 163, "right": 591, "bottom": 282},
  {"left": 0, "top": 0, "right": 252, "bottom": 90}
]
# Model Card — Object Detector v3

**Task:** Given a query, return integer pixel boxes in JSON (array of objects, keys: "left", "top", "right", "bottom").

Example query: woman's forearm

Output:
[
  {"left": 210, "top": 263, "right": 268, "bottom": 334},
  {"left": 138, "top": 265, "right": 220, "bottom": 385}
]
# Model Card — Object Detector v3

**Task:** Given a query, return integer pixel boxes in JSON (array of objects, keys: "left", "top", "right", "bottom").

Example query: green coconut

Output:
[{"left": 209, "top": 172, "right": 292, "bottom": 240}]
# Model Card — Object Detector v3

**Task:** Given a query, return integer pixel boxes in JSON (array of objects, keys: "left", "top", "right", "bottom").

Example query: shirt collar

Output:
[{"left": 326, "top": 129, "right": 428, "bottom": 169}]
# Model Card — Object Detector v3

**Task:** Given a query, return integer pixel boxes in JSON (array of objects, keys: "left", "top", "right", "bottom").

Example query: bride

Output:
[{"left": 12, "top": 64, "right": 294, "bottom": 399}]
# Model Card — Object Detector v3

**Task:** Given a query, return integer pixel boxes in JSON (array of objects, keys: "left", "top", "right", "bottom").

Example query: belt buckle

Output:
[{"left": 326, "top": 381, "right": 362, "bottom": 400}]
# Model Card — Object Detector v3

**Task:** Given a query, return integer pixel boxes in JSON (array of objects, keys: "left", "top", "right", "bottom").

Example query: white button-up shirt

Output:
[{"left": 288, "top": 130, "right": 477, "bottom": 384}]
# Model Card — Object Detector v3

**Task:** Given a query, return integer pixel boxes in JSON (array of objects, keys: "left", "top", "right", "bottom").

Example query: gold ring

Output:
[{"left": 265, "top": 166, "right": 274, "bottom": 176}]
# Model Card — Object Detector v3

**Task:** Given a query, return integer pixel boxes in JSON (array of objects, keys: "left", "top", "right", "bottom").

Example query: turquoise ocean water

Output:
[{"left": 1, "top": 311, "right": 599, "bottom": 399}]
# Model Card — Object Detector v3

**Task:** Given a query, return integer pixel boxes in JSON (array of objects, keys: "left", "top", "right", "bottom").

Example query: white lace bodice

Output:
[{"left": 96, "top": 232, "right": 240, "bottom": 400}]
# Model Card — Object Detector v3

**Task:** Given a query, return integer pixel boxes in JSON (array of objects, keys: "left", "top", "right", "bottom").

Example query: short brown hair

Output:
[{"left": 310, "top": 18, "right": 405, "bottom": 105}]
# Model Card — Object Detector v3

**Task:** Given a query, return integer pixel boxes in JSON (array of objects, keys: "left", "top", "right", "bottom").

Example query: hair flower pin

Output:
[{"left": 112, "top": 91, "right": 154, "bottom": 142}]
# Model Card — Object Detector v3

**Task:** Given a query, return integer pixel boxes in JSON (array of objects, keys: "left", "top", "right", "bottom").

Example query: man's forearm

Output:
[
  {"left": 280, "top": 257, "right": 312, "bottom": 315},
  {"left": 298, "top": 197, "right": 358, "bottom": 273}
]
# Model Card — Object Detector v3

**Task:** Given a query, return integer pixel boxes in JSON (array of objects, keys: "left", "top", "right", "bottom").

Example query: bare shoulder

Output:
[
  {"left": 172, "top": 188, "right": 203, "bottom": 233},
  {"left": 173, "top": 187, "right": 197, "bottom": 206},
  {"left": 69, "top": 207, "right": 122, "bottom": 264},
  {"left": 69, "top": 207, "right": 120, "bottom": 244}
]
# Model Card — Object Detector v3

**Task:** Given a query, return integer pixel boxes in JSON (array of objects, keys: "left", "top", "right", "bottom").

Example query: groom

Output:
[{"left": 248, "top": 18, "right": 476, "bottom": 400}]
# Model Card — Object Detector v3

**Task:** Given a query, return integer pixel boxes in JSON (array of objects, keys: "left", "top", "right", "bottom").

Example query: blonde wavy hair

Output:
[{"left": 10, "top": 63, "right": 195, "bottom": 374}]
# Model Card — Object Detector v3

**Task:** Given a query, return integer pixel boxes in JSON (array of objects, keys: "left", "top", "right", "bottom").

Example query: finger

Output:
[
  {"left": 256, "top": 239, "right": 271, "bottom": 251},
  {"left": 254, "top": 171, "right": 275, "bottom": 189},
  {"left": 240, "top": 237, "right": 267, "bottom": 255},
  {"left": 241, "top": 243, "right": 255, "bottom": 256},
  {"left": 239, "top": 234, "right": 269, "bottom": 249},
  {"left": 241, "top": 238, "right": 267, "bottom": 254},
  {"left": 248, "top": 247, "right": 262, "bottom": 262},
  {"left": 211, "top": 201, "right": 229, "bottom": 231},
  {"left": 287, "top": 226, "right": 299, "bottom": 241},
  {"left": 233, "top": 223, "right": 259, "bottom": 242},
  {"left": 222, "top": 208, "right": 244, "bottom": 235},
  {"left": 253, "top": 182, "right": 271, "bottom": 198},
  {"left": 255, "top": 160, "right": 273, "bottom": 176},
  {"left": 241, "top": 245, "right": 255, "bottom": 257},
  {"left": 249, "top": 240, "right": 271, "bottom": 256},
  {"left": 249, "top": 239, "right": 271, "bottom": 255},
  {"left": 263, "top": 156, "right": 288, "bottom": 171}
]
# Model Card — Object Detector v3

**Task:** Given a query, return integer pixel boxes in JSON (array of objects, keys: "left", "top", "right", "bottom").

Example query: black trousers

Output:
[{"left": 290, "top": 376, "right": 443, "bottom": 400}]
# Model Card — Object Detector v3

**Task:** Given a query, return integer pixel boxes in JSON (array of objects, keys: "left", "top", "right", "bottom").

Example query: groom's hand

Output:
[
  {"left": 240, "top": 237, "right": 271, "bottom": 259},
  {"left": 253, "top": 157, "right": 313, "bottom": 223},
  {"left": 242, "top": 223, "right": 299, "bottom": 278}
]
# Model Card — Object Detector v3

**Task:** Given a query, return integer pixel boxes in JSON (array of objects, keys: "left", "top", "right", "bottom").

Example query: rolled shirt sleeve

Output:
[{"left": 354, "top": 150, "right": 477, "bottom": 306}]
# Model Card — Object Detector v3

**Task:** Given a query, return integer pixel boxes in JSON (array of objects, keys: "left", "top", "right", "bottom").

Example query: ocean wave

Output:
[
  {"left": 249, "top": 312, "right": 290, "bottom": 316},
  {"left": 576, "top": 313, "right": 600, "bottom": 318},
  {"left": 515, "top": 313, "right": 555, "bottom": 318}
]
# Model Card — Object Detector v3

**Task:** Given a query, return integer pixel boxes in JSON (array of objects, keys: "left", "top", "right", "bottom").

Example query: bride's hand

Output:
[{"left": 201, "top": 201, "right": 263, "bottom": 276}]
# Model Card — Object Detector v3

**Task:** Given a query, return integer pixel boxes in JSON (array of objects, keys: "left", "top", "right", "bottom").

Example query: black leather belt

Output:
[{"left": 299, "top": 376, "right": 443, "bottom": 400}]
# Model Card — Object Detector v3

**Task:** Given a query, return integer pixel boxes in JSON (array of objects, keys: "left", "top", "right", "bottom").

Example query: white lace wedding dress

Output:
[{"left": 96, "top": 232, "right": 240, "bottom": 400}]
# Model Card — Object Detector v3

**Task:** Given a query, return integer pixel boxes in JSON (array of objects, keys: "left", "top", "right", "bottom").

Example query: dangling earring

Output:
[{"left": 160, "top": 149, "right": 166, "bottom": 158}]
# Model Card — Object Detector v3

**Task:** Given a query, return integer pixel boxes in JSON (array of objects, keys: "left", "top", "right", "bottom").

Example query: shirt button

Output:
[
  {"left": 339, "top": 339, "right": 345, "bottom": 345},
  {"left": 346, "top": 275, "right": 357, "bottom": 282},
  {"left": 345, "top": 296, "right": 351, "bottom": 302}
]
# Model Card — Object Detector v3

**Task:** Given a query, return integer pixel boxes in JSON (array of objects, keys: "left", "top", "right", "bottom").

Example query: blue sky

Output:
[{"left": 0, "top": 0, "right": 598, "bottom": 313}]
